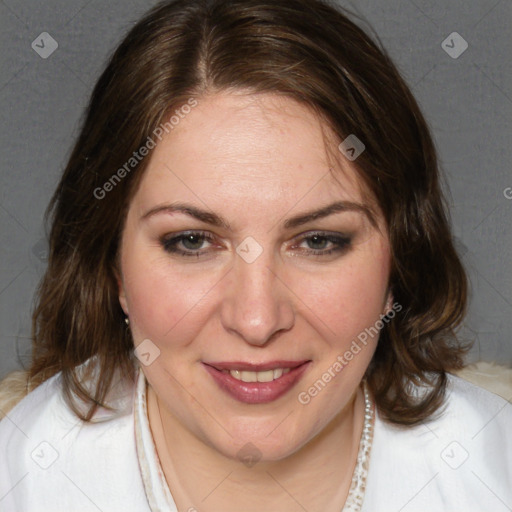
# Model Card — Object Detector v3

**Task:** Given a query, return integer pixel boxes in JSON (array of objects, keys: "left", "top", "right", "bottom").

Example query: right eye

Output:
[{"left": 160, "top": 231, "right": 217, "bottom": 257}]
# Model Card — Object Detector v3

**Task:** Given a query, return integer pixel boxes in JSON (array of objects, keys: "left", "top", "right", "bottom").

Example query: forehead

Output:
[{"left": 131, "top": 91, "right": 376, "bottom": 222}]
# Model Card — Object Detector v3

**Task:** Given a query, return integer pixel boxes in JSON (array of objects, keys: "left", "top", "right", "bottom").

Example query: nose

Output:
[{"left": 220, "top": 251, "right": 295, "bottom": 346}]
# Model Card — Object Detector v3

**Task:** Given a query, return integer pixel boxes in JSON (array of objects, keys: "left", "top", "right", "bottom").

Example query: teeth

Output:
[
  {"left": 228, "top": 368, "right": 291, "bottom": 382},
  {"left": 273, "top": 368, "right": 283, "bottom": 380}
]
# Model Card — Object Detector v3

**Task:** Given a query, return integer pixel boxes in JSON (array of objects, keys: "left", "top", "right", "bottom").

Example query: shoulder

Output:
[
  {"left": 440, "top": 372, "right": 512, "bottom": 435},
  {"left": 0, "top": 371, "right": 68, "bottom": 449},
  {"left": 0, "top": 369, "right": 30, "bottom": 419},
  {"left": 0, "top": 366, "right": 150, "bottom": 512},
  {"left": 363, "top": 374, "right": 512, "bottom": 512},
  {"left": 455, "top": 361, "right": 512, "bottom": 401}
]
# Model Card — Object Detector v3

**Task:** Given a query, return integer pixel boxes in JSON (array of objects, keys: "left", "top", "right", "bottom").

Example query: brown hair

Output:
[{"left": 28, "top": 0, "right": 468, "bottom": 424}]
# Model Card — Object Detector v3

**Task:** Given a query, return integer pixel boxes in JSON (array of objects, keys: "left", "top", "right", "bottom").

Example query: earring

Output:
[
  {"left": 125, "top": 317, "right": 130, "bottom": 326},
  {"left": 384, "top": 295, "right": 394, "bottom": 316}
]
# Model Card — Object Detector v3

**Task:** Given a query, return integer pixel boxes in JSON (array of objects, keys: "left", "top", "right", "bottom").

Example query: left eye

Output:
[
  {"left": 304, "top": 234, "right": 331, "bottom": 250},
  {"left": 293, "top": 232, "right": 351, "bottom": 255}
]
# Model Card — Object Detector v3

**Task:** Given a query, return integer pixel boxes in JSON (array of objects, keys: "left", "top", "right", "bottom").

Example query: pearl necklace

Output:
[{"left": 341, "top": 380, "right": 375, "bottom": 512}]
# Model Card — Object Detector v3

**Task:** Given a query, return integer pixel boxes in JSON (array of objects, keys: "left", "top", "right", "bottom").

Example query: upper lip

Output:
[{"left": 204, "top": 360, "right": 310, "bottom": 372}]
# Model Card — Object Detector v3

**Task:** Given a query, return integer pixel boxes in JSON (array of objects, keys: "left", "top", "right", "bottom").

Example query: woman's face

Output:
[{"left": 118, "top": 91, "right": 392, "bottom": 461}]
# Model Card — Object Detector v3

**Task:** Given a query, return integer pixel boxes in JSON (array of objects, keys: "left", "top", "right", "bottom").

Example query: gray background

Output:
[{"left": 0, "top": 0, "right": 510, "bottom": 379}]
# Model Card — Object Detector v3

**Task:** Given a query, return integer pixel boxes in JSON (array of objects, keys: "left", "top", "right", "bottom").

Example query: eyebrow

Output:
[
  {"left": 283, "top": 201, "right": 375, "bottom": 229},
  {"left": 141, "top": 202, "right": 230, "bottom": 228},
  {"left": 140, "top": 200, "right": 375, "bottom": 229}
]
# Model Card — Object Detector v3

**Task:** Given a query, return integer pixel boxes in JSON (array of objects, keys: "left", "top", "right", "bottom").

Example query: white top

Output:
[{"left": 0, "top": 366, "right": 511, "bottom": 512}]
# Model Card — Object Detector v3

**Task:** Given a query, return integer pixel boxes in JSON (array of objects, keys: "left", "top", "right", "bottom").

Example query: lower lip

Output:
[{"left": 203, "top": 362, "right": 311, "bottom": 404}]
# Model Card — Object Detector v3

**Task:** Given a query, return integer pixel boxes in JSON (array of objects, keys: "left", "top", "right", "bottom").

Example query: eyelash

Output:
[
  {"left": 161, "top": 231, "right": 217, "bottom": 258},
  {"left": 160, "top": 231, "right": 352, "bottom": 258}
]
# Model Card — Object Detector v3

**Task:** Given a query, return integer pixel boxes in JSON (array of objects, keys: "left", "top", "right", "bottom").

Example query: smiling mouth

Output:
[
  {"left": 223, "top": 367, "right": 292, "bottom": 382},
  {"left": 203, "top": 360, "right": 311, "bottom": 404}
]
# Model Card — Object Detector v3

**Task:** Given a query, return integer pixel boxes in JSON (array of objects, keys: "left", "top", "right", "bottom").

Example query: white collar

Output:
[
  {"left": 132, "top": 367, "right": 374, "bottom": 512},
  {"left": 134, "top": 368, "right": 178, "bottom": 511}
]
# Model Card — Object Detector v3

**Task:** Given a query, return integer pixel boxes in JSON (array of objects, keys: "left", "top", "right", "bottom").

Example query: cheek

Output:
[
  {"left": 121, "top": 247, "right": 219, "bottom": 344},
  {"left": 294, "top": 246, "right": 390, "bottom": 345}
]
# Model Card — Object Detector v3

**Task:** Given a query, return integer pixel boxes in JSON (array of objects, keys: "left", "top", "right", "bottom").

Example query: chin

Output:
[{"left": 206, "top": 419, "right": 311, "bottom": 465}]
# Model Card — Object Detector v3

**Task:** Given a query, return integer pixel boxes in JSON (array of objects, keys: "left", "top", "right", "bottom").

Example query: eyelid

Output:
[
  {"left": 160, "top": 229, "right": 352, "bottom": 259},
  {"left": 160, "top": 230, "right": 219, "bottom": 256},
  {"left": 291, "top": 230, "right": 351, "bottom": 244},
  {"left": 288, "top": 230, "right": 352, "bottom": 254},
  {"left": 161, "top": 229, "right": 214, "bottom": 243}
]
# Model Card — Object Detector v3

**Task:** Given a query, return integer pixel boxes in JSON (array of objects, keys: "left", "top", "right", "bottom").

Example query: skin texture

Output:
[{"left": 117, "top": 91, "right": 392, "bottom": 511}]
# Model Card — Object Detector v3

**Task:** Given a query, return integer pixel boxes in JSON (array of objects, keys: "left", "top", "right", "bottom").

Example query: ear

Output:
[{"left": 114, "top": 267, "right": 129, "bottom": 316}]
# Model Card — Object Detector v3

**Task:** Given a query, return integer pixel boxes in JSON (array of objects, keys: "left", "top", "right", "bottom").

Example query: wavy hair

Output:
[{"left": 25, "top": 0, "right": 468, "bottom": 424}]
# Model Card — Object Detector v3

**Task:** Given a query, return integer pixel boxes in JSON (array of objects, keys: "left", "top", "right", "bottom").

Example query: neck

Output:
[{"left": 147, "top": 385, "right": 365, "bottom": 512}]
